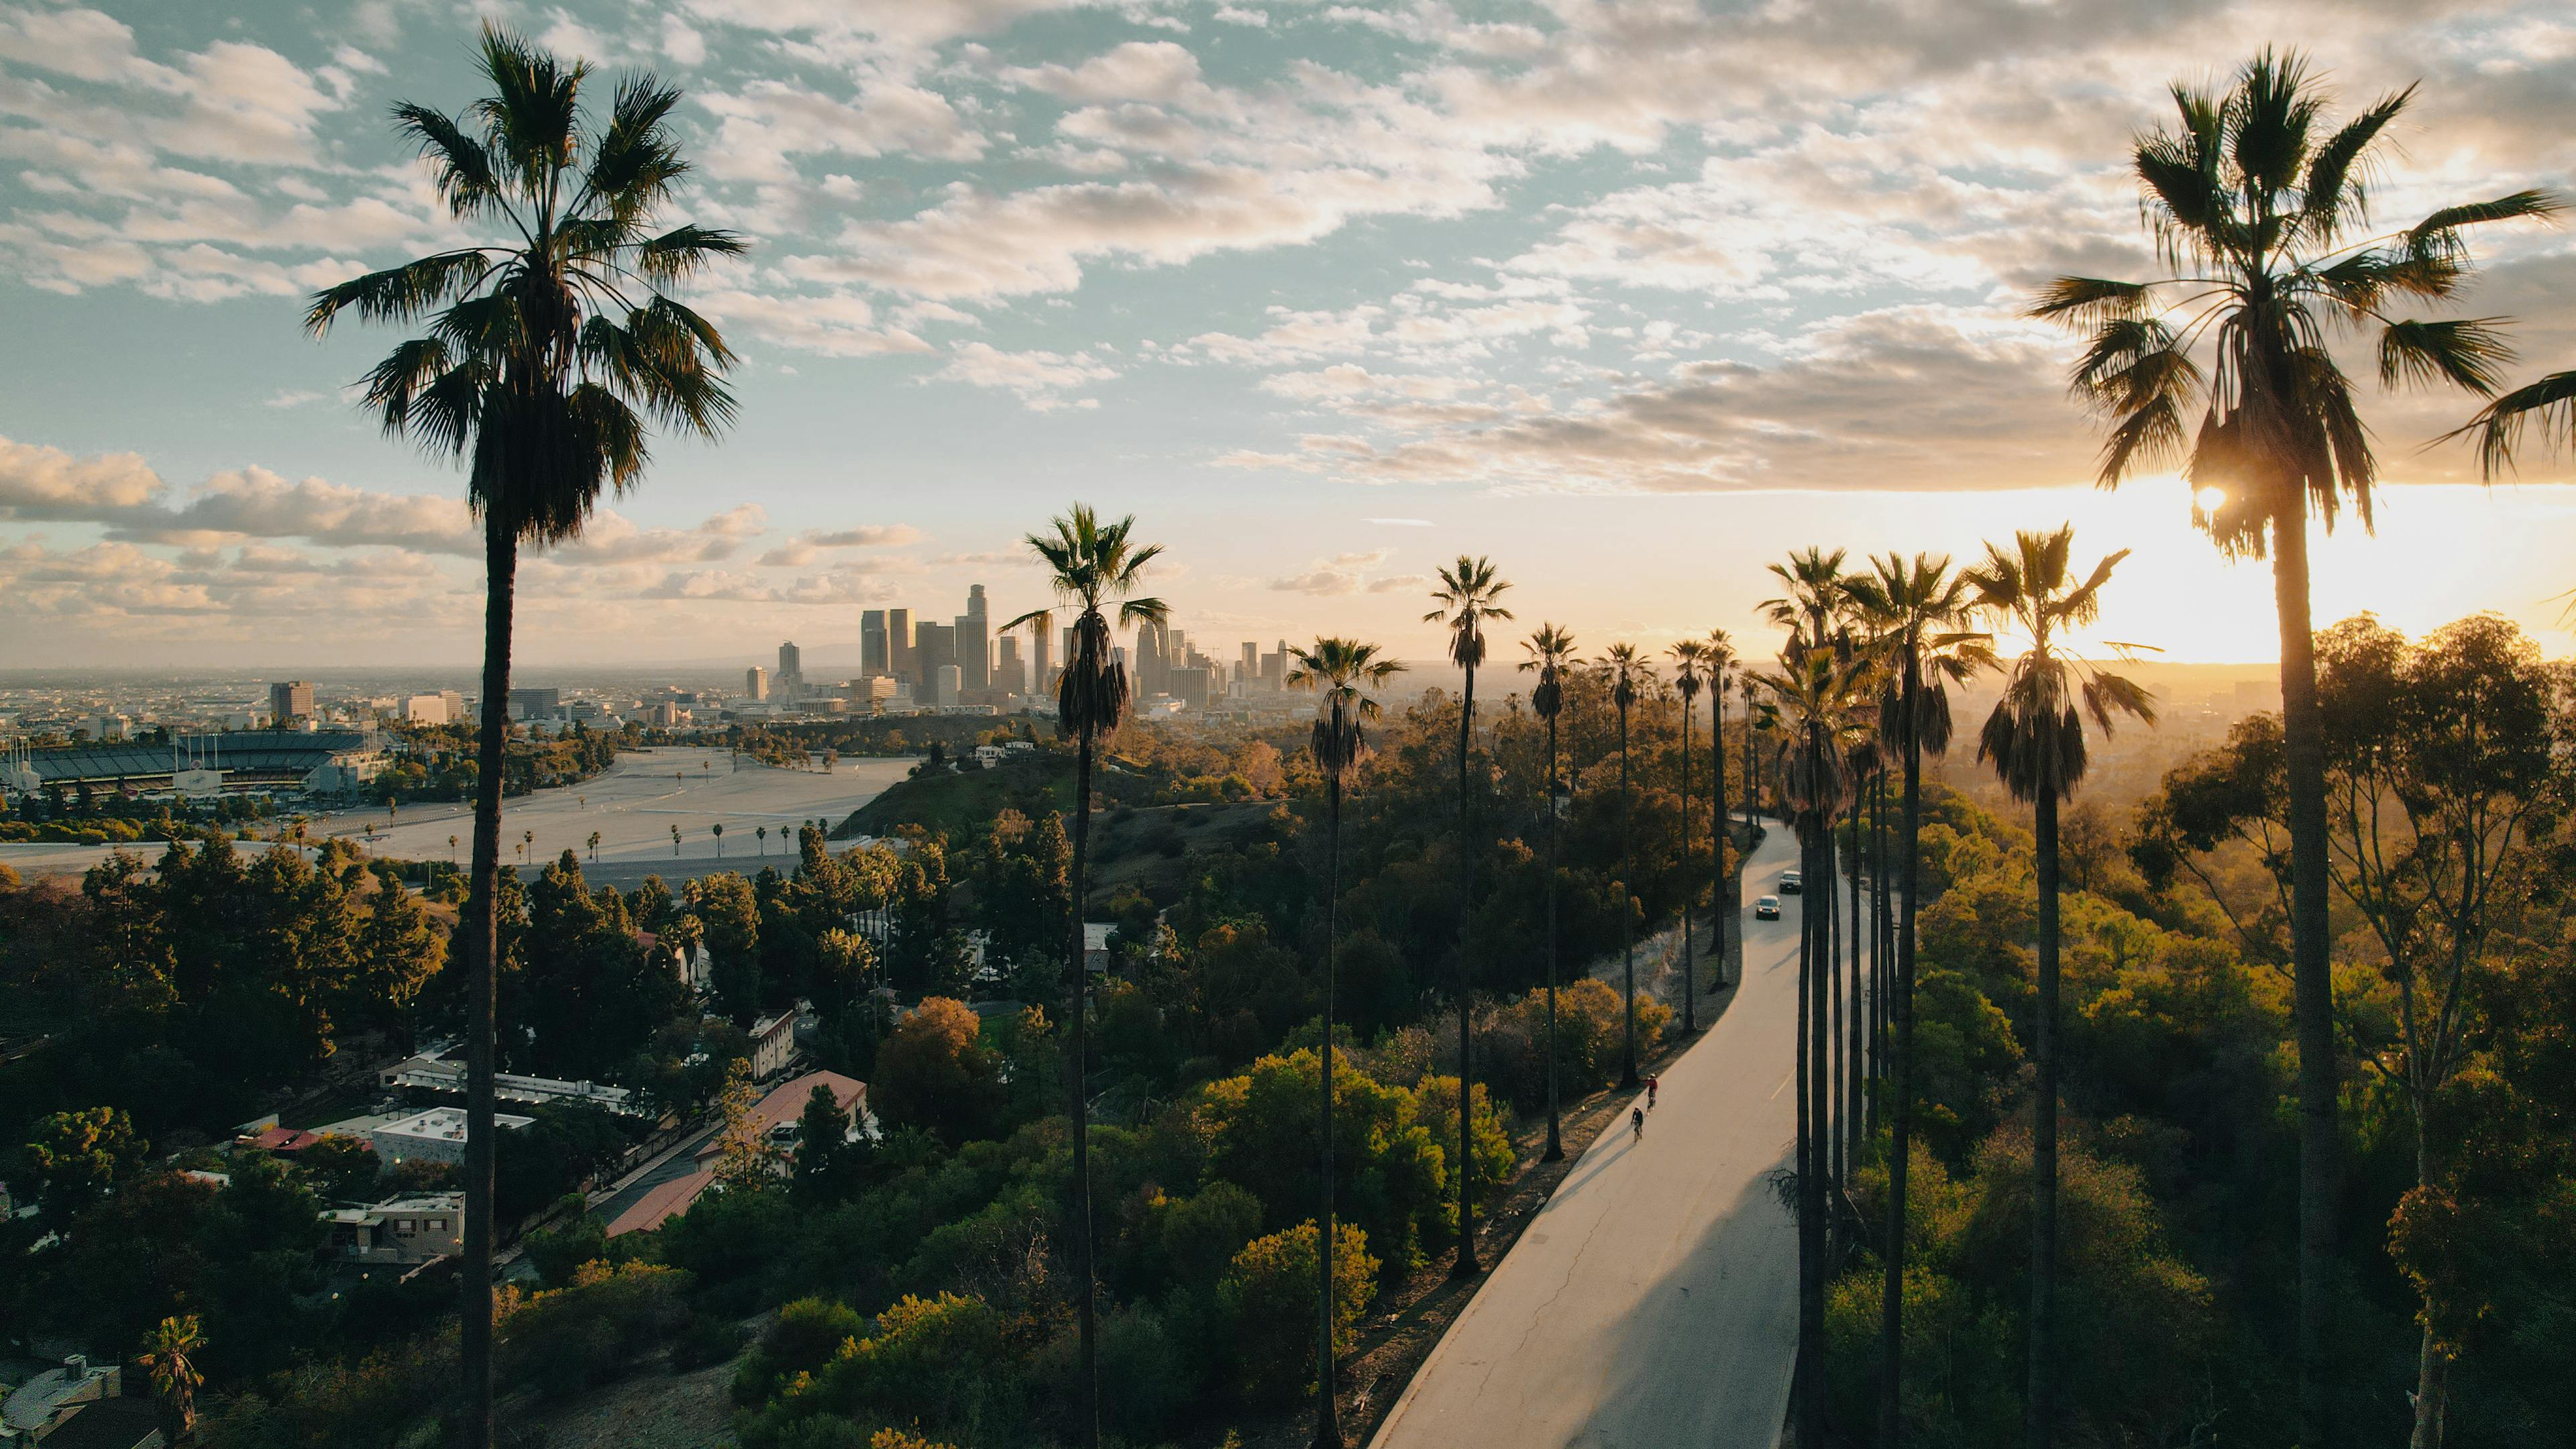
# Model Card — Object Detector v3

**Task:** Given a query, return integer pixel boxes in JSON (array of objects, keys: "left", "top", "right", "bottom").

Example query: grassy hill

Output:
[{"left": 836, "top": 754, "right": 1075, "bottom": 842}]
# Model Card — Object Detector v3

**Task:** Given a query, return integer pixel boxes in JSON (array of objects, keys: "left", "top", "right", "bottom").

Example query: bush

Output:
[
  {"left": 497, "top": 1260, "right": 693, "bottom": 1399},
  {"left": 1407, "top": 1075, "right": 1515, "bottom": 1191},
  {"left": 738, "top": 1292, "right": 1022, "bottom": 1449},
  {"left": 872, "top": 998, "right": 1006, "bottom": 1145},
  {"left": 735, "top": 1297, "right": 865, "bottom": 1405},
  {"left": 670, "top": 1311, "right": 750, "bottom": 1372},
  {"left": 1216, "top": 1221, "right": 1378, "bottom": 1405},
  {"left": 1199, "top": 1047, "right": 1449, "bottom": 1277}
]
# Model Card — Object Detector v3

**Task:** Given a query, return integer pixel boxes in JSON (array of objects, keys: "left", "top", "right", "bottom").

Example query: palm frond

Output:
[
  {"left": 2442, "top": 369, "right": 2576, "bottom": 480},
  {"left": 390, "top": 103, "right": 500, "bottom": 219},
  {"left": 2377, "top": 317, "right": 2515, "bottom": 396},
  {"left": 2029, "top": 277, "right": 2157, "bottom": 327},
  {"left": 2298, "top": 85, "right": 2410, "bottom": 243}
]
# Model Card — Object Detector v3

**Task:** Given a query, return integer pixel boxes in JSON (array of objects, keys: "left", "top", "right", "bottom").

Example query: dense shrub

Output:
[
  {"left": 496, "top": 1260, "right": 694, "bottom": 1399},
  {"left": 1216, "top": 1221, "right": 1378, "bottom": 1405}
]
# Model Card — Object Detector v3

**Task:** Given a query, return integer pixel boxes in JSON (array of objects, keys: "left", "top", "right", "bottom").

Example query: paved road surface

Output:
[{"left": 1369, "top": 824, "right": 1806, "bottom": 1449}]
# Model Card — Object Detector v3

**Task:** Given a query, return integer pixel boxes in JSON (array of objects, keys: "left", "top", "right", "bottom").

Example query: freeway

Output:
[{"left": 1369, "top": 823, "right": 1809, "bottom": 1449}]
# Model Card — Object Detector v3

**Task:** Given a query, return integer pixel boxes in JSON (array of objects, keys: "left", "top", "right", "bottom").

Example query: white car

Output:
[
  {"left": 1778, "top": 869, "right": 1804, "bottom": 894},
  {"left": 1754, "top": 894, "right": 1781, "bottom": 920}
]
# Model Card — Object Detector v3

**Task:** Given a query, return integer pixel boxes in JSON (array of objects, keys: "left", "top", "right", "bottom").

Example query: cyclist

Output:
[
  {"left": 1647, "top": 1073, "right": 1660, "bottom": 1110},
  {"left": 1630, "top": 1106, "right": 1646, "bottom": 1142}
]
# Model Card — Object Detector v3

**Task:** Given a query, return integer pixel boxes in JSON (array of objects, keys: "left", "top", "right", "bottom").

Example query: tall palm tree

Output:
[
  {"left": 1425, "top": 557, "right": 1512, "bottom": 1277},
  {"left": 712, "top": 822, "right": 724, "bottom": 857},
  {"left": 1519, "top": 624, "right": 1578, "bottom": 1163},
  {"left": 587, "top": 830, "right": 600, "bottom": 863},
  {"left": 2029, "top": 56, "right": 2557, "bottom": 1429},
  {"left": 1739, "top": 674, "right": 1759, "bottom": 827},
  {"left": 1704, "top": 630, "right": 1736, "bottom": 991},
  {"left": 1602, "top": 644, "right": 1650, "bottom": 1088},
  {"left": 1964, "top": 527, "right": 2155, "bottom": 1449},
  {"left": 138, "top": 1313, "right": 204, "bottom": 1442},
  {"left": 1764, "top": 549, "right": 1849, "bottom": 1160},
  {"left": 1287, "top": 637, "right": 1403, "bottom": 1449},
  {"left": 303, "top": 30, "right": 739, "bottom": 1444},
  {"left": 1004, "top": 505, "right": 1166, "bottom": 1449},
  {"left": 1843, "top": 553, "right": 1989, "bottom": 1449},
  {"left": 1757, "top": 642, "right": 1870, "bottom": 1449},
  {"left": 1668, "top": 639, "right": 1707, "bottom": 1032}
]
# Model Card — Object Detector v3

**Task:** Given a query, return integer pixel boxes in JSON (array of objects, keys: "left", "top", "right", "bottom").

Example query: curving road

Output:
[{"left": 1369, "top": 824, "right": 1807, "bottom": 1449}]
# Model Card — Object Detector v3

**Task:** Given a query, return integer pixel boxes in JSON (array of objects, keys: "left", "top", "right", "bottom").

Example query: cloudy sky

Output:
[{"left": 2, "top": 0, "right": 2572, "bottom": 672}]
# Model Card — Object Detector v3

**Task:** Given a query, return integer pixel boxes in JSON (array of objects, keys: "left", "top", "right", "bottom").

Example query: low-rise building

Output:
[
  {"left": 749, "top": 1008, "right": 798, "bottom": 1080},
  {"left": 320, "top": 1193, "right": 464, "bottom": 1265},
  {"left": 370, "top": 1106, "right": 533, "bottom": 1167},
  {"left": 1, "top": 1357, "right": 161, "bottom": 1449},
  {"left": 377, "top": 1052, "right": 643, "bottom": 1117}
]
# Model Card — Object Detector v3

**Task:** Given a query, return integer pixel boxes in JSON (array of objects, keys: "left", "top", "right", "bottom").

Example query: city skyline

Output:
[{"left": 1, "top": 3, "right": 2571, "bottom": 670}]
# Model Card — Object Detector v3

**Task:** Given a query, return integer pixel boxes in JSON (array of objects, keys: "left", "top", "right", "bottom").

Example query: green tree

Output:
[
  {"left": 1518, "top": 623, "right": 1579, "bottom": 1163},
  {"left": 792, "top": 1083, "right": 857, "bottom": 1205},
  {"left": 2027, "top": 56, "right": 2559, "bottom": 1435},
  {"left": 1423, "top": 556, "right": 1511, "bottom": 1278},
  {"left": 871, "top": 997, "right": 1004, "bottom": 1146},
  {"left": 28, "top": 1106, "right": 150, "bottom": 1239},
  {"left": 1218, "top": 1222, "right": 1379, "bottom": 1407},
  {"left": 688, "top": 871, "right": 763, "bottom": 1024},
  {"left": 1964, "top": 526, "right": 2154, "bottom": 1449},
  {"left": 1000, "top": 504, "right": 1166, "bottom": 1449},
  {"left": 1844, "top": 550, "right": 1990, "bottom": 1442},
  {"left": 1285, "top": 635, "right": 1402, "bottom": 1448},
  {"left": 303, "top": 30, "right": 741, "bottom": 1442}
]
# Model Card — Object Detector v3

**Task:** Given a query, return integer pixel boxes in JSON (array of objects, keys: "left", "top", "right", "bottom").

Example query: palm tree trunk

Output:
[
  {"left": 2273, "top": 507, "right": 2339, "bottom": 1447},
  {"left": 1849, "top": 806, "right": 1866, "bottom": 1153},
  {"left": 1068, "top": 734, "right": 1100, "bottom": 1449},
  {"left": 1317, "top": 773, "right": 1345, "bottom": 1449},
  {"left": 1619, "top": 702, "right": 1638, "bottom": 1090},
  {"left": 2028, "top": 789, "right": 2061, "bottom": 1449},
  {"left": 1454, "top": 668, "right": 1481, "bottom": 1276},
  {"left": 1878, "top": 676, "right": 1925, "bottom": 1449},
  {"left": 1542, "top": 713, "right": 1564, "bottom": 1163},
  {"left": 459, "top": 515, "right": 513, "bottom": 1449},
  {"left": 1680, "top": 702, "right": 1697, "bottom": 1033},
  {"left": 1797, "top": 817, "right": 1829, "bottom": 1449},
  {"left": 1711, "top": 691, "right": 1728, "bottom": 992},
  {"left": 1829, "top": 830, "right": 1845, "bottom": 1187}
]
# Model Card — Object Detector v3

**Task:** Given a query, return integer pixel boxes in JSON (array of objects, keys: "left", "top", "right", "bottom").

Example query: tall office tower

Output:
[
  {"left": 1258, "top": 644, "right": 1284, "bottom": 688},
  {"left": 1240, "top": 641, "right": 1258, "bottom": 684},
  {"left": 1035, "top": 625, "right": 1054, "bottom": 696},
  {"left": 957, "top": 584, "right": 990, "bottom": 691},
  {"left": 1167, "top": 629, "right": 1187, "bottom": 667},
  {"left": 269, "top": 680, "right": 314, "bottom": 724},
  {"left": 914, "top": 622, "right": 957, "bottom": 688},
  {"left": 1136, "top": 620, "right": 1168, "bottom": 697},
  {"left": 934, "top": 664, "right": 963, "bottom": 708},
  {"left": 1169, "top": 665, "right": 1212, "bottom": 711},
  {"left": 888, "top": 608, "right": 916, "bottom": 682},
  {"left": 996, "top": 636, "right": 1024, "bottom": 696},
  {"left": 745, "top": 666, "right": 769, "bottom": 702},
  {"left": 777, "top": 641, "right": 804, "bottom": 699},
  {"left": 860, "top": 610, "right": 890, "bottom": 676}
]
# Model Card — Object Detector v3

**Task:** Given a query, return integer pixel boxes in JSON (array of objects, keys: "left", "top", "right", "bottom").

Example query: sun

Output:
[{"left": 2192, "top": 485, "right": 2228, "bottom": 512}]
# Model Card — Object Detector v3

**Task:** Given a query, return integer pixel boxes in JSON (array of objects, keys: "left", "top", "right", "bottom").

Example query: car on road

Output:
[
  {"left": 1778, "top": 869, "right": 1803, "bottom": 894},
  {"left": 1754, "top": 894, "right": 1780, "bottom": 920}
]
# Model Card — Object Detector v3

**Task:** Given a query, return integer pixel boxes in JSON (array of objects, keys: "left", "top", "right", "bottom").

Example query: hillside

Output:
[{"left": 835, "top": 753, "right": 1075, "bottom": 841}]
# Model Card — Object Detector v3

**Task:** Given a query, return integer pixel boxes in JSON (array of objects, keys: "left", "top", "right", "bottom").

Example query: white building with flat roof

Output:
[
  {"left": 370, "top": 1107, "right": 533, "bottom": 1166},
  {"left": 321, "top": 1193, "right": 464, "bottom": 1265}
]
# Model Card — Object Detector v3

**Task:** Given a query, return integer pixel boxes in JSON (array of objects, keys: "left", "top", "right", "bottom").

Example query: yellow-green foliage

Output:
[
  {"left": 1198, "top": 1046, "right": 1448, "bottom": 1275},
  {"left": 737, "top": 1292, "right": 1019, "bottom": 1449},
  {"left": 1216, "top": 1220, "right": 1379, "bottom": 1405}
]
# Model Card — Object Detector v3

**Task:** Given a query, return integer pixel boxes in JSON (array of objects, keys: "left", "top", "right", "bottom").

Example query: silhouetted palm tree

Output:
[
  {"left": 1287, "top": 637, "right": 1403, "bottom": 1449},
  {"left": 304, "top": 30, "right": 739, "bottom": 1443},
  {"left": 1843, "top": 552, "right": 1989, "bottom": 1446},
  {"left": 1004, "top": 509, "right": 1165, "bottom": 1449},
  {"left": 1757, "top": 641, "right": 1871, "bottom": 1449},
  {"left": 138, "top": 1313, "right": 204, "bottom": 1442},
  {"left": 712, "top": 822, "right": 723, "bottom": 857},
  {"left": 2030, "top": 56, "right": 2557, "bottom": 1429},
  {"left": 1602, "top": 643, "right": 1650, "bottom": 1088},
  {"left": 1669, "top": 639, "right": 1707, "bottom": 1033},
  {"left": 1519, "top": 623, "right": 1578, "bottom": 1163},
  {"left": 1704, "top": 630, "right": 1736, "bottom": 992},
  {"left": 588, "top": 830, "right": 600, "bottom": 863},
  {"left": 1966, "top": 527, "right": 2155, "bottom": 1449},
  {"left": 1764, "top": 549, "right": 1850, "bottom": 1170},
  {"left": 1425, "top": 557, "right": 1511, "bottom": 1276}
]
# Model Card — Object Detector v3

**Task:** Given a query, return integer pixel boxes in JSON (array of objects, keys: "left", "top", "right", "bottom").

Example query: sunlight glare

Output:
[{"left": 2192, "top": 485, "right": 2227, "bottom": 512}]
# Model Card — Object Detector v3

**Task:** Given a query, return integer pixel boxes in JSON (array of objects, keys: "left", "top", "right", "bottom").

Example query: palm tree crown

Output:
[
  {"left": 1521, "top": 624, "right": 1578, "bottom": 721},
  {"left": 1964, "top": 528, "right": 2157, "bottom": 803},
  {"left": 1425, "top": 556, "right": 1514, "bottom": 672},
  {"left": 1289, "top": 639, "right": 1405, "bottom": 777},
  {"left": 305, "top": 25, "right": 741, "bottom": 541},
  {"left": 1006, "top": 505, "right": 1168, "bottom": 741},
  {"left": 2030, "top": 48, "right": 2559, "bottom": 550}
]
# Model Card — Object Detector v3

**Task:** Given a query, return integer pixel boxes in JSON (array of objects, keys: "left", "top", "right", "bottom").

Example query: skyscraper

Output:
[
  {"left": 860, "top": 610, "right": 889, "bottom": 677},
  {"left": 915, "top": 621, "right": 957, "bottom": 689},
  {"left": 745, "top": 666, "right": 769, "bottom": 702},
  {"left": 956, "top": 584, "right": 989, "bottom": 691},
  {"left": 1240, "top": 642, "right": 1258, "bottom": 687},
  {"left": 269, "top": 680, "right": 313, "bottom": 724},
  {"left": 996, "top": 636, "right": 1024, "bottom": 696},
  {"left": 1136, "top": 619, "right": 1168, "bottom": 697},
  {"left": 1036, "top": 625, "right": 1055, "bottom": 696},
  {"left": 888, "top": 608, "right": 916, "bottom": 682},
  {"left": 777, "top": 641, "right": 804, "bottom": 700}
]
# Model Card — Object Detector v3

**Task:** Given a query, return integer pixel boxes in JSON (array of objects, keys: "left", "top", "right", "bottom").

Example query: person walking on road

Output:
[
  {"left": 1647, "top": 1074, "right": 1660, "bottom": 1110},
  {"left": 1631, "top": 1106, "right": 1646, "bottom": 1142}
]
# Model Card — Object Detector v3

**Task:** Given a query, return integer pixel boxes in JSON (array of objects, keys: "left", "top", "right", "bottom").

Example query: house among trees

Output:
[
  {"left": 0, "top": 1356, "right": 162, "bottom": 1449},
  {"left": 319, "top": 1193, "right": 464, "bottom": 1267}
]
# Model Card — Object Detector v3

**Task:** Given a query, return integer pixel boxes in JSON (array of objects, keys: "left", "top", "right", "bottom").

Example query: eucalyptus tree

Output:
[
  {"left": 1425, "top": 557, "right": 1513, "bottom": 1277},
  {"left": 1602, "top": 643, "right": 1652, "bottom": 1088},
  {"left": 1005, "top": 504, "right": 1167, "bottom": 1449},
  {"left": 1670, "top": 639, "right": 1707, "bottom": 1032},
  {"left": 1965, "top": 527, "right": 2155, "bottom": 1449},
  {"left": 1519, "top": 623, "right": 1580, "bottom": 1163},
  {"left": 1287, "top": 637, "right": 1404, "bottom": 1449},
  {"left": 2029, "top": 54, "right": 2558, "bottom": 1428},
  {"left": 1757, "top": 641, "right": 1872, "bottom": 1449},
  {"left": 1704, "top": 629, "right": 1737, "bottom": 991},
  {"left": 303, "top": 30, "right": 740, "bottom": 1444},
  {"left": 1843, "top": 551, "right": 1989, "bottom": 1447}
]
